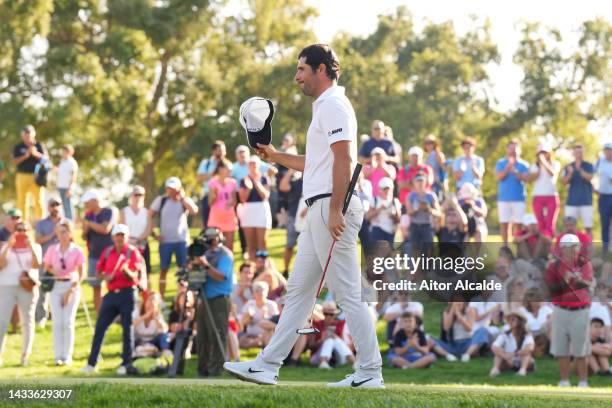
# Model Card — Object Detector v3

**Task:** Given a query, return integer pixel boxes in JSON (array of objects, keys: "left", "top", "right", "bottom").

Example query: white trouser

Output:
[
  {"left": 0, "top": 285, "right": 39, "bottom": 357},
  {"left": 255, "top": 195, "right": 383, "bottom": 377},
  {"left": 50, "top": 281, "right": 80, "bottom": 361},
  {"left": 311, "top": 337, "right": 354, "bottom": 365}
]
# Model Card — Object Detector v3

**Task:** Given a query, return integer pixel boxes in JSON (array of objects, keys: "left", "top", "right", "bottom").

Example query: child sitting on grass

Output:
[
  {"left": 588, "top": 317, "right": 611, "bottom": 376},
  {"left": 388, "top": 312, "right": 436, "bottom": 369},
  {"left": 490, "top": 310, "right": 534, "bottom": 377}
]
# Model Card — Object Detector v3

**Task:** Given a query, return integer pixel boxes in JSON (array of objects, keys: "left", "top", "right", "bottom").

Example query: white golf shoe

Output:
[
  {"left": 223, "top": 361, "right": 278, "bottom": 385},
  {"left": 327, "top": 373, "right": 385, "bottom": 389}
]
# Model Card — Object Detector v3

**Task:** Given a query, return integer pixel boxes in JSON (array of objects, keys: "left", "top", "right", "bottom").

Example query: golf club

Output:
[{"left": 296, "top": 163, "right": 362, "bottom": 335}]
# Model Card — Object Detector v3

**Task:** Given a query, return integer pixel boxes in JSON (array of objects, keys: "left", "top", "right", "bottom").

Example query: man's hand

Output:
[
  {"left": 328, "top": 209, "right": 346, "bottom": 241},
  {"left": 256, "top": 143, "right": 277, "bottom": 162}
]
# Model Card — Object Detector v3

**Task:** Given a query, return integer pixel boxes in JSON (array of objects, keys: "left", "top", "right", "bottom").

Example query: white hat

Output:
[
  {"left": 408, "top": 146, "right": 423, "bottom": 157},
  {"left": 235, "top": 144, "right": 249, "bottom": 153},
  {"left": 248, "top": 155, "right": 261, "bottom": 164},
  {"left": 537, "top": 143, "right": 552, "bottom": 153},
  {"left": 165, "top": 177, "right": 182, "bottom": 190},
  {"left": 371, "top": 147, "right": 385, "bottom": 156},
  {"left": 80, "top": 188, "right": 101, "bottom": 204},
  {"left": 111, "top": 224, "right": 130, "bottom": 236},
  {"left": 239, "top": 97, "right": 274, "bottom": 148},
  {"left": 559, "top": 233, "right": 581, "bottom": 248},
  {"left": 506, "top": 308, "right": 528, "bottom": 322},
  {"left": 522, "top": 213, "right": 537, "bottom": 226},
  {"left": 457, "top": 182, "right": 478, "bottom": 200},
  {"left": 378, "top": 177, "right": 394, "bottom": 190}
]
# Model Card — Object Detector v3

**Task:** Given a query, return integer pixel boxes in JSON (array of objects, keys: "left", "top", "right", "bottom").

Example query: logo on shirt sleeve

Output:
[{"left": 328, "top": 128, "right": 343, "bottom": 137}]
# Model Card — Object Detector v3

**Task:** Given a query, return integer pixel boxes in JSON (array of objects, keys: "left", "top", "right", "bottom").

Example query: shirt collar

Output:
[{"left": 313, "top": 85, "right": 344, "bottom": 106}]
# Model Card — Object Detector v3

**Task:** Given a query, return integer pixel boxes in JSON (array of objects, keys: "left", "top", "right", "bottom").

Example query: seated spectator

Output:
[
  {"left": 134, "top": 292, "right": 171, "bottom": 358},
  {"left": 588, "top": 317, "right": 611, "bottom": 376},
  {"left": 523, "top": 289, "right": 552, "bottom": 357},
  {"left": 168, "top": 284, "right": 196, "bottom": 353},
  {"left": 589, "top": 283, "right": 611, "bottom": 330},
  {"left": 239, "top": 281, "right": 279, "bottom": 349},
  {"left": 433, "top": 302, "right": 490, "bottom": 362},
  {"left": 366, "top": 177, "right": 401, "bottom": 247},
  {"left": 457, "top": 183, "right": 488, "bottom": 243},
  {"left": 363, "top": 148, "right": 396, "bottom": 198},
  {"left": 228, "top": 303, "right": 240, "bottom": 362},
  {"left": 383, "top": 293, "right": 424, "bottom": 346},
  {"left": 309, "top": 301, "right": 355, "bottom": 369},
  {"left": 490, "top": 310, "right": 535, "bottom": 377},
  {"left": 388, "top": 312, "right": 436, "bottom": 369},
  {"left": 253, "top": 254, "right": 287, "bottom": 302},
  {"left": 231, "top": 262, "right": 254, "bottom": 312},
  {"left": 469, "top": 301, "right": 502, "bottom": 340},
  {"left": 514, "top": 214, "right": 551, "bottom": 261}
]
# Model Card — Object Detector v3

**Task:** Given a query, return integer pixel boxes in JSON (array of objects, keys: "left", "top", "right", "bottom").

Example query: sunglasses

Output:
[
  {"left": 16, "top": 228, "right": 27, "bottom": 232},
  {"left": 60, "top": 257, "right": 66, "bottom": 270},
  {"left": 50, "top": 203, "right": 60, "bottom": 207},
  {"left": 323, "top": 312, "right": 335, "bottom": 317},
  {"left": 11, "top": 216, "right": 21, "bottom": 220},
  {"left": 133, "top": 193, "right": 144, "bottom": 197}
]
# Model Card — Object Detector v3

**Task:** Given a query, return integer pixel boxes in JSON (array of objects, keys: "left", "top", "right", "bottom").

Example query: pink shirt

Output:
[
  {"left": 43, "top": 243, "right": 86, "bottom": 280},
  {"left": 365, "top": 165, "right": 395, "bottom": 197},
  {"left": 208, "top": 177, "right": 237, "bottom": 211}
]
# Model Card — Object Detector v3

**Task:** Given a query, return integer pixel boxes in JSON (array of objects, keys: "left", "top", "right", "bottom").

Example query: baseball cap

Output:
[
  {"left": 132, "top": 185, "right": 145, "bottom": 195},
  {"left": 248, "top": 155, "right": 261, "bottom": 164},
  {"left": 408, "top": 146, "right": 423, "bottom": 157},
  {"left": 80, "top": 188, "right": 101, "bottom": 204},
  {"left": 22, "top": 124, "right": 35, "bottom": 134},
  {"left": 537, "top": 143, "right": 552, "bottom": 153},
  {"left": 165, "top": 177, "right": 182, "bottom": 190},
  {"left": 7, "top": 208, "right": 22, "bottom": 218},
  {"left": 239, "top": 97, "right": 274, "bottom": 149},
  {"left": 378, "top": 177, "right": 394, "bottom": 190},
  {"left": 371, "top": 147, "right": 385, "bottom": 157},
  {"left": 111, "top": 224, "right": 130, "bottom": 236},
  {"left": 458, "top": 182, "right": 478, "bottom": 200},
  {"left": 47, "top": 197, "right": 61, "bottom": 206},
  {"left": 522, "top": 214, "right": 537, "bottom": 226},
  {"left": 559, "top": 233, "right": 581, "bottom": 248},
  {"left": 414, "top": 173, "right": 426, "bottom": 182}
]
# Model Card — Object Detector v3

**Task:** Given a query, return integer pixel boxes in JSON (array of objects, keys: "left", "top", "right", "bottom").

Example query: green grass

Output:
[{"left": 1, "top": 228, "right": 611, "bottom": 406}]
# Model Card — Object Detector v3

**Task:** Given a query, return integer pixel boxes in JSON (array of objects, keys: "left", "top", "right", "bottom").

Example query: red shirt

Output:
[
  {"left": 545, "top": 258, "right": 592, "bottom": 308},
  {"left": 97, "top": 244, "right": 143, "bottom": 292},
  {"left": 397, "top": 164, "right": 432, "bottom": 204},
  {"left": 552, "top": 231, "right": 591, "bottom": 257},
  {"left": 313, "top": 319, "right": 346, "bottom": 344}
]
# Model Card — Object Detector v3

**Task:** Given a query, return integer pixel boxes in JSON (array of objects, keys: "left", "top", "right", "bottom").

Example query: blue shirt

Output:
[
  {"left": 564, "top": 161, "right": 594, "bottom": 205},
  {"left": 203, "top": 246, "right": 234, "bottom": 299},
  {"left": 407, "top": 191, "right": 438, "bottom": 224},
  {"left": 596, "top": 158, "right": 612, "bottom": 195},
  {"left": 495, "top": 158, "right": 529, "bottom": 202},
  {"left": 359, "top": 138, "right": 395, "bottom": 158},
  {"left": 231, "top": 161, "right": 271, "bottom": 185},
  {"left": 35, "top": 217, "right": 59, "bottom": 255},
  {"left": 452, "top": 155, "right": 485, "bottom": 188},
  {"left": 197, "top": 157, "right": 219, "bottom": 194}
]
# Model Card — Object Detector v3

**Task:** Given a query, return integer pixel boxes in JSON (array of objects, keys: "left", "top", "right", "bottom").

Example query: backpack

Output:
[
  {"left": 156, "top": 196, "right": 187, "bottom": 230},
  {"left": 34, "top": 158, "right": 51, "bottom": 187}
]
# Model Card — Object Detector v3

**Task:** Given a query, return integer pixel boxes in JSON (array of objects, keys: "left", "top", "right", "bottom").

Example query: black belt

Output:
[
  {"left": 556, "top": 304, "right": 589, "bottom": 311},
  {"left": 56, "top": 278, "right": 72, "bottom": 282},
  {"left": 305, "top": 191, "right": 356, "bottom": 208}
]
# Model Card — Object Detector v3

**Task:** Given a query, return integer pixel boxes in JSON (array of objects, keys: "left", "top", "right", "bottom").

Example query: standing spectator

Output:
[
  {"left": 197, "top": 140, "right": 227, "bottom": 228},
  {"left": 81, "top": 224, "right": 143, "bottom": 374},
  {"left": 495, "top": 139, "right": 529, "bottom": 245},
  {"left": 588, "top": 317, "right": 611, "bottom": 376},
  {"left": 406, "top": 174, "right": 440, "bottom": 257},
  {"left": 385, "top": 126, "right": 402, "bottom": 167},
  {"left": 437, "top": 197, "right": 468, "bottom": 243},
  {"left": 43, "top": 220, "right": 85, "bottom": 365},
  {"left": 149, "top": 177, "right": 198, "bottom": 298},
  {"left": 56, "top": 144, "right": 78, "bottom": 221},
  {"left": 424, "top": 134, "right": 447, "bottom": 199},
  {"left": 561, "top": 144, "right": 594, "bottom": 237},
  {"left": 81, "top": 189, "right": 114, "bottom": 313},
  {"left": 0, "top": 221, "right": 41, "bottom": 366},
  {"left": 388, "top": 312, "right": 436, "bottom": 369},
  {"left": 280, "top": 133, "right": 298, "bottom": 155},
  {"left": 357, "top": 173, "right": 374, "bottom": 255},
  {"left": 238, "top": 156, "right": 272, "bottom": 261},
  {"left": 595, "top": 142, "right": 612, "bottom": 253},
  {"left": 489, "top": 310, "right": 535, "bottom": 377},
  {"left": 528, "top": 143, "right": 560, "bottom": 238},
  {"left": 278, "top": 168, "right": 303, "bottom": 277},
  {"left": 120, "top": 185, "right": 151, "bottom": 278},
  {"left": 358, "top": 120, "right": 398, "bottom": 165},
  {"left": 365, "top": 177, "right": 400, "bottom": 247},
  {"left": 34, "top": 198, "right": 63, "bottom": 327},
  {"left": 363, "top": 148, "right": 396, "bottom": 198},
  {"left": 309, "top": 301, "right": 356, "bottom": 369},
  {"left": 397, "top": 147, "right": 433, "bottom": 205},
  {"left": 0, "top": 209, "right": 23, "bottom": 243},
  {"left": 134, "top": 292, "right": 171, "bottom": 357},
  {"left": 0, "top": 158, "right": 5, "bottom": 189},
  {"left": 12, "top": 125, "right": 47, "bottom": 221},
  {"left": 457, "top": 183, "right": 488, "bottom": 242},
  {"left": 207, "top": 159, "right": 238, "bottom": 252},
  {"left": 452, "top": 137, "right": 485, "bottom": 191},
  {"left": 514, "top": 214, "right": 551, "bottom": 262},
  {"left": 546, "top": 233, "right": 593, "bottom": 387}
]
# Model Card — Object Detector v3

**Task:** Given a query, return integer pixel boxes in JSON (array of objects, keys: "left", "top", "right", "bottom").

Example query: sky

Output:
[{"left": 307, "top": 0, "right": 611, "bottom": 115}]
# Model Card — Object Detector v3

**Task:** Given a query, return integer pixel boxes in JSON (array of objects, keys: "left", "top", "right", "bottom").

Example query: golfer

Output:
[{"left": 224, "top": 44, "right": 384, "bottom": 388}]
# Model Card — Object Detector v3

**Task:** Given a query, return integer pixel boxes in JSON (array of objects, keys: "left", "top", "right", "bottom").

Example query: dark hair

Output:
[
  {"left": 213, "top": 158, "right": 232, "bottom": 176},
  {"left": 298, "top": 44, "right": 340, "bottom": 80},
  {"left": 239, "top": 262, "right": 254, "bottom": 272},
  {"left": 212, "top": 140, "right": 225, "bottom": 150}
]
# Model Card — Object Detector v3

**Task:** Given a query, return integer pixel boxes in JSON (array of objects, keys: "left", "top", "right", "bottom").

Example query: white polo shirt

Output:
[{"left": 303, "top": 85, "right": 358, "bottom": 199}]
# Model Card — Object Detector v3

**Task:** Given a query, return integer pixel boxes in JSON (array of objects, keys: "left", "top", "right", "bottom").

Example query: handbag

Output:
[{"left": 15, "top": 250, "right": 38, "bottom": 292}]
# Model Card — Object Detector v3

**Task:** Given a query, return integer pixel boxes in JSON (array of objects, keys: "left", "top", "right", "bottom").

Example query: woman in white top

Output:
[
  {"left": 56, "top": 144, "right": 78, "bottom": 220},
  {"left": 134, "top": 292, "right": 171, "bottom": 356},
  {"left": 0, "top": 221, "right": 42, "bottom": 366},
  {"left": 120, "top": 185, "right": 152, "bottom": 277},
  {"left": 366, "top": 177, "right": 401, "bottom": 247},
  {"left": 239, "top": 281, "right": 279, "bottom": 349},
  {"left": 528, "top": 143, "right": 560, "bottom": 238},
  {"left": 44, "top": 220, "right": 85, "bottom": 365},
  {"left": 490, "top": 310, "right": 535, "bottom": 377}
]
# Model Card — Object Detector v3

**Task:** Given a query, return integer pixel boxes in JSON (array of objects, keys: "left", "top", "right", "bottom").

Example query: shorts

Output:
[
  {"left": 564, "top": 205, "right": 594, "bottom": 228},
  {"left": 87, "top": 257, "right": 101, "bottom": 287},
  {"left": 208, "top": 207, "right": 238, "bottom": 233},
  {"left": 550, "top": 306, "right": 591, "bottom": 357},
  {"left": 497, "top": 201, "right": 526, "bottom": 224},
  {"left": 285, "top": 215, "right": 298, "bottom": 249},
  {"left": 159, "top": 241, "right": 187, "bottom": 271},
  {"left": 237, "top": 201, "right": 272, "bottom": 229}
]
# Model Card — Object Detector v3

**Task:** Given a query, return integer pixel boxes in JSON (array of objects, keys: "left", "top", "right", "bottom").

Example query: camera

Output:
[{"left": 176, "top": 227, "right": 224, "bottom": 291}]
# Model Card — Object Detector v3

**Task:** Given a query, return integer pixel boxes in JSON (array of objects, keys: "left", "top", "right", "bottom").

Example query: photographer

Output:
[{"left": 193, "top": 227, "right": 233, "bottom": 377}]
